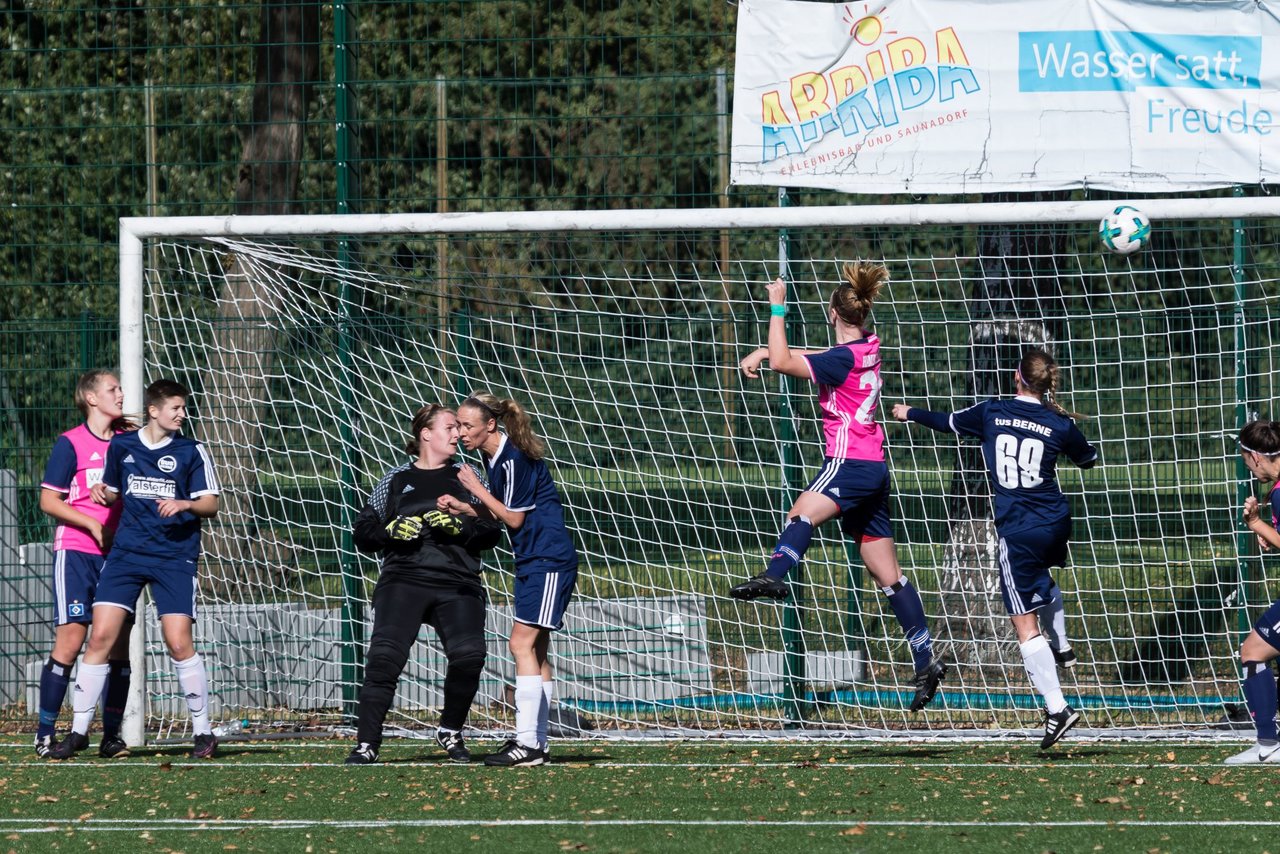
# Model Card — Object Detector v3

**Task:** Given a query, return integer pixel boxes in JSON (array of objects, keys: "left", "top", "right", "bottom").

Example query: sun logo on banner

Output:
[
  {"left": 843, "top": 5, "right": 894, "bottom": 46},
  {"left": 757, "top": 4, "right": 979, "bottom": 166}
]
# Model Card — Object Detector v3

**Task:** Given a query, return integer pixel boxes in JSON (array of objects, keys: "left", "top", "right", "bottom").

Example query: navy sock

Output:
[
  {"left": 764, "top": 516, "right": 813, "bottom": 580},
  {"left": 882, "top": 578, "right": 934, "bottom": 672},
  {"left": 1242, "top": 660, "right": 1278, "bottom": 742},
  {"left": 101, "top": 660, "right": 132, "bottom": 740},
  {"left": 37, "top": 658, "right": 73, "bottom": 739}
]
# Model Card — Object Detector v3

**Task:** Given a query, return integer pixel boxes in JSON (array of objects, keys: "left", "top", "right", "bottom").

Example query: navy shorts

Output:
[
  {"left": 803, "top": 458, "right": 894, "bottom": 541},
  {"left": 513, "top": 566, "right": 578, "bottom": 631},
  {"left": 1254, "top": 598, "right": 1280, "bottom": 649},
  {"left": 95, "top": 554, "right": 199, "bottom": 620},
  {"left": 52, "top": 549, "right": 106, "bottom": 626},
  {"left": 996, "top": 519, "right": 1071, "bottom": 616}
]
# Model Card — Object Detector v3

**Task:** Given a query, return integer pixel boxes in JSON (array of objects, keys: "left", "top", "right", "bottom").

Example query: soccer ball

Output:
[{"left": 1099, "top": 205, "right": 1152, "bottom": 256}]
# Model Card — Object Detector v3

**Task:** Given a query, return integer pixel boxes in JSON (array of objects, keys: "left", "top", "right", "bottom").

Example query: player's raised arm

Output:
[{"left": 761, "top": 278, "right": 811, "bottom": 380}]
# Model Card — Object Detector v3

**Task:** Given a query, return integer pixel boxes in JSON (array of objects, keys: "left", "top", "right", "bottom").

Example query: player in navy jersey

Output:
[
  {"left": 35, "top": 370, "right": 135, "bottom": 759},
  {"left": 729, "top": 266, "right": 946, "bottom": 713},
  {"left": 448, "top": 391, "right": 579, "bottom": 767},
  {"left": 892, "top": 348, "right": 1098, "bottom": 749},
  {"left": 1225, "top": 419, "right": 1280, "bottom": 764},
  {"left": 344, "top": 404, "right": 502, "bottom": 766},
  {"left": 49, "top": 379, "right": 221, "bottom": 760}
]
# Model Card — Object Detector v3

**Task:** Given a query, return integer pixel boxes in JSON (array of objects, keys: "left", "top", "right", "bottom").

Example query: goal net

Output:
[{"left": 120, "top": 199, "right": 1280, "bottom": 741}]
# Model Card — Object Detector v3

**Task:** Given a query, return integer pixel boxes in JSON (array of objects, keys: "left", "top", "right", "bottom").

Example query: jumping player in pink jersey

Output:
[
  {"left": 35, "top": 370, "right": 134, "bottom": 759},
  {"left": 729, "top": 265, "right": 946, "bottom": 712}
]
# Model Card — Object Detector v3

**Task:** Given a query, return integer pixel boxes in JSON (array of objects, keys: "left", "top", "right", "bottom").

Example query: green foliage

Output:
[{"left": 2, "top": 0, "right": 737, "bottom": 321}]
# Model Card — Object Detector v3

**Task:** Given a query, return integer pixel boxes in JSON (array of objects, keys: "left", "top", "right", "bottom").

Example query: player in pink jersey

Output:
[
  {"left": 729, "top": 264, "right": 946, "bottom": 712},
  {"left": 35, "top": 370, "right": 134, "bottom": 758}
]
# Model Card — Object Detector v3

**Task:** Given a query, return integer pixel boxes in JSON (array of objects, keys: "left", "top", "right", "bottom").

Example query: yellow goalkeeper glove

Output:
[
  {"left": 424, "top": 510, "right": 463, "bottom": 537},
  {"left": 385, "top": 515, "right": 424, "bottom": 542}
]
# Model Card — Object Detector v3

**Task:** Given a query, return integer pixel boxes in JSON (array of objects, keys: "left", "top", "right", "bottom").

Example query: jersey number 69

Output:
[{"left": 994, "top": 434, "right": 1045, "bottom": 489}]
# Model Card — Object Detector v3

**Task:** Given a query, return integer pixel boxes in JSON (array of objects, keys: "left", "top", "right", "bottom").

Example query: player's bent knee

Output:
[
  {"left": 363, "top": 649, "right": 409, "bottom": 686},
  {"left": 1242, "top": 632, "right": 1279, "bottom": 662},
  {"left": 446, "top": 643, "right": 487, "bottom": 673},
  {"left": 365, "top": 640, "right": 411, "bottom": 670}
]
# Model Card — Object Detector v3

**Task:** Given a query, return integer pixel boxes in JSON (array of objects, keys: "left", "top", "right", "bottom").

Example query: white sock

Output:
[
  {"left": 514, "top": 675, "right": 542, "bottom": 749},
  {"left": 536, "top": 680, "right": 555, "bottom": 750},
  {"left": 71, "top": 662, "right": 110, "bottom": 735},
  {"left": 1038, "top": 586, "right": 1071, "bottom": 653},
  {"left": 1020, "top": 635, "right": 1067, "bottom": 714},
  {"left": 172, "top": 654, "right": 212, "bottom": 736}
]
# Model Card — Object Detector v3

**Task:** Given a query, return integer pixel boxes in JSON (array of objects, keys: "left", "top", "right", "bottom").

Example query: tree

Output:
[
  {"left": 203, "top": 0, "right": 321, "bottom": 595},
  {"left": 938, "top": 192, "right": 1069, "bottom": 670}
]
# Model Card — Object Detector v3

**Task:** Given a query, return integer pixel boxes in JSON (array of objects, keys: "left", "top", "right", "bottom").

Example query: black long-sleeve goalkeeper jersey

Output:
[{"left": 352, "top": 461, "right": 501, "bottom": 588}]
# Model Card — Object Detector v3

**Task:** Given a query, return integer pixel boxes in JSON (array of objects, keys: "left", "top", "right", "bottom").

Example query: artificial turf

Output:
[{"left": 2, "top": 738, "right": 1276, "bottom": 853}]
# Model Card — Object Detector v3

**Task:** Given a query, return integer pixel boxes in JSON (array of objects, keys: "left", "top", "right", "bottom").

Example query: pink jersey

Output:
[
  {"left": 802, "top": 333, "right": 886, "bottom": 461},
  {"left": 40, "top": 424, "right": 123, "bottom": 555}
]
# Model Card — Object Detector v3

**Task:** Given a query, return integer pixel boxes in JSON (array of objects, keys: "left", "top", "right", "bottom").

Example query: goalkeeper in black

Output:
[{"left": 345, "top": 404, "right": 502, "bottom": 765}]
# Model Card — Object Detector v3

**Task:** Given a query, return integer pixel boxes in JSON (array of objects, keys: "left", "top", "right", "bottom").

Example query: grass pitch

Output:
[{"left": 2, "top": 737, "right": 1277, "bottom": 853}]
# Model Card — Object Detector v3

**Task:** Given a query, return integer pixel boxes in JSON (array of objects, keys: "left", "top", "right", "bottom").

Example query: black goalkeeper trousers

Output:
[{"left": 355, "top": 576, "right": 487, "bottom": 745}]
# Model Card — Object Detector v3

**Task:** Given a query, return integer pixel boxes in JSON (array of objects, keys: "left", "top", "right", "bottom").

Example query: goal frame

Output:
[{"left": 117, "top": 197, "right": 1278, "bottom": 745}]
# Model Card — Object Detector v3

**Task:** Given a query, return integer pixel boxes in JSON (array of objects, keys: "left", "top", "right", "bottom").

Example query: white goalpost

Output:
[{"left": 118, "top": 198, "right": 1280, "bottom": 745}]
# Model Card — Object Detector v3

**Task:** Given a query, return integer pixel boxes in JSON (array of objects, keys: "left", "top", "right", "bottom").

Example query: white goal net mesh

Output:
[{"left": 130, "top": 203, "right": 1280, "bottom": 739}]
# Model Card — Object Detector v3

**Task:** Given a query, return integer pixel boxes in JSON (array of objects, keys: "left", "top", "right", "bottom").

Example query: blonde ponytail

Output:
[
  {"left": 831, "top": 261, "right": 888, "bottom": 327},
  {"left": 463, "top": 390, "right": 546, "bottom": 461}
]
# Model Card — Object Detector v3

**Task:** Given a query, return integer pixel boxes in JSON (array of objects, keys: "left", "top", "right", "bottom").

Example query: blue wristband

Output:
[{"left": 770, "top": 304, "right": 787, "bottom": 318}]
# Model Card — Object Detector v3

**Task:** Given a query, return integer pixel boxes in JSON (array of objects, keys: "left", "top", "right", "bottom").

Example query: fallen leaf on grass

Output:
[{"left": 841, "top": 824, "right": 867, "bottom": 836}]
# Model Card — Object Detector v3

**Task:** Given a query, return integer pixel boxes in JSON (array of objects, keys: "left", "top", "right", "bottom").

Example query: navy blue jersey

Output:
[
  {"left": 1269, "top": 483, "right": 1280, "bottom": 532},
  {"left": 943, "top": 396, "right": 1097, "bottom": 533},
  {"left": 101, "top": 429, "right": 219, "bottom": 569},
  {"left": 484, "top": 435, "right": 578, "bottom": 573}
]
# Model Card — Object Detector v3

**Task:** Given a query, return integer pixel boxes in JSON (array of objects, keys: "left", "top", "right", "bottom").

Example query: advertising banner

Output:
[{"left": 731, "top": 0, "right": 1280, "bottom": 192}]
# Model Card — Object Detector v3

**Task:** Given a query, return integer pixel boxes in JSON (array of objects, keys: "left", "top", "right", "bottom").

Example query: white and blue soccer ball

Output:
[{"left": 1099, "top": 204, "right": 1152, "bottom": 256}]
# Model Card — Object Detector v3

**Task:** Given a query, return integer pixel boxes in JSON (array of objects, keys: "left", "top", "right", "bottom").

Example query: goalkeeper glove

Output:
[
  {"left": 386, "top": 515, "right": 424, "bottom": 542},
  {"left": 424, "top": 510, "right": 463, "bottom": 537}
]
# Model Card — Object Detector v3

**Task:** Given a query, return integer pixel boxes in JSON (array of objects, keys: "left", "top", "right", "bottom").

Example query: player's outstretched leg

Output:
[{"left": 729, "top": 515, "right": 814, "bottom": 601}]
